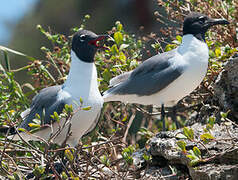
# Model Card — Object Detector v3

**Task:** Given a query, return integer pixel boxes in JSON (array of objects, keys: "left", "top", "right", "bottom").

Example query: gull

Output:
[{"left": 103, "top": 12, "right": 229, "bottom": 130}]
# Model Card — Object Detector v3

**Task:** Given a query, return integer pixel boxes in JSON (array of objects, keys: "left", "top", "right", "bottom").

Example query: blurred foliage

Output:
[
  {"left": 0, "top": 0, "right": 238, "bottom": 178},
  {"left": 8, "top": 0, "right": 155, "bottom": 68}
]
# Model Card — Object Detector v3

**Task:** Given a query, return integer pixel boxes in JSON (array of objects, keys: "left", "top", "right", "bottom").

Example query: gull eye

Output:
[
  {"left": 80, "top": 34, "right": 87, "bottom": 42},
  {"left": 198, "top": 16, "right": 206, "bottom": 23}
]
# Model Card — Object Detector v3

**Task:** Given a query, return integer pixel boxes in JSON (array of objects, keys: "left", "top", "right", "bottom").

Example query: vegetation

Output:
[{"left": 0, "top": 0, "right": 238, "bottom": 179}]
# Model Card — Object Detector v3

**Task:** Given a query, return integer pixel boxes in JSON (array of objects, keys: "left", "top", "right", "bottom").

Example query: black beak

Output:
[
  {"left": 88, "top": 35, "right": 109, "bottom": 49},
  {"left": 207, "top": 18, "right": 229, "bottom": 27}
]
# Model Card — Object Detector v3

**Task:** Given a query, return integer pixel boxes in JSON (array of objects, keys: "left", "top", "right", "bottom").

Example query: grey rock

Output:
[
  {"left": 133, "top": 123, "right": 238, "bottom": 179},
  {"left": 214, "top": 56, "right": 238, "bottom": 119},
  {"left": 132, "top": 148, "right": 147, "bottom": 170},
  {"left": 189, "top": 164, "right": 238, "bottom": 180}
]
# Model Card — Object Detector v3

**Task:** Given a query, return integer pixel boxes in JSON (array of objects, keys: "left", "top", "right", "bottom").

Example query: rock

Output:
[
  {"left": 133, "top": 148, "right": 147, "bottom": 170},
  {"left": 214, "top": 56, "right": 238, "bottom": 119},
  {"left": 133, "top": 123, "right": 238, "bottom": 179},
  {"left": 189, "top": 164, "right": 238, "bottom": 180}
]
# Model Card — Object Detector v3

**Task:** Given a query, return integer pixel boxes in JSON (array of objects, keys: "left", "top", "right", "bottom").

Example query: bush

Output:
[{"left": 0, "top": 1, "right": 237, "bottom": 178}]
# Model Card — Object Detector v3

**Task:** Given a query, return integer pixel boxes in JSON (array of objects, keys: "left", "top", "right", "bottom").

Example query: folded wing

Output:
[
  {"left": 19, "top": 85, "right": 71, "bottom": 131},
  {"left": 104, "top": 49, "right": 186, "bottom": 98}
]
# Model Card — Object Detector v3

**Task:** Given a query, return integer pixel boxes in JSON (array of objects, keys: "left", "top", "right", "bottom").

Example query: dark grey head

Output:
[
  {"left": 183, "top": 12, "right": 229, "bottom": 41},
  {"left": 72, "top": 29, "right": 108, "bottom": 63}
]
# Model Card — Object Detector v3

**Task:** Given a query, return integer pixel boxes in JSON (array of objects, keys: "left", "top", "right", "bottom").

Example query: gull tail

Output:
[
  {"left": 108, "top": 71, "right": 131, "bottom": 87},
  {"left": 103, "top": 87, "right": 116, "bottom": 102},
  {"left": 103, "top": 71, "right": 131, "bottom": 102},
  {"left": 8, "top": 132, "right": 40, "bottom": 142}
]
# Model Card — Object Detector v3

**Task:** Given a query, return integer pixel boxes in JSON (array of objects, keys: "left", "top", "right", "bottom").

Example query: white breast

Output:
[
  {"left": 156, "top": 34, "right": 209, "bottom": 106},
  {"left": 43, "top": 52, "right": 103, "bottom": 146}
]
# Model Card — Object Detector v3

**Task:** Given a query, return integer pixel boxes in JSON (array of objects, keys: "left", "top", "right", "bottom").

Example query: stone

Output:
[
  {"left": 214, "top": 56, "right": 238, "bottom": 119},
  {"left": 133, "top": 123, "right": 238, "bottom": 179}
]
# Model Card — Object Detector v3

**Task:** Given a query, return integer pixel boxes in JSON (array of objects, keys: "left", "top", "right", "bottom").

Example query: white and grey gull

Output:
[
  {"left": 103, "top": 12, "right": 229, "bottom": 129},
  {"left": 11, "top": 30, "right": 108, "bottom": 147}
]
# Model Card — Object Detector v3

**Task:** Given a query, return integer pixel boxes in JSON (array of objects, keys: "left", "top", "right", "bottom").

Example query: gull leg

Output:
[
  {"left": 161, "top": 104, "right": 166, "bottom": 131},
  {"left": 172, "top": 106, "right": 179, "bottom": 129}
]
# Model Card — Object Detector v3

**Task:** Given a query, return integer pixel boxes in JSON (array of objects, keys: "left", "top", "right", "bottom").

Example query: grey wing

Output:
[
  {"left": 105, "top": 49, "right": 186, "bottom": 96},
  {"left": 19, "top": 85, "right": 71, "bottom": 131}
]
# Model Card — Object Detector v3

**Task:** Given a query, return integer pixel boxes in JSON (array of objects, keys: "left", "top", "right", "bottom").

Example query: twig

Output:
[
  {"left": 0, "top": 128, "right": 12, "bottom": 175},
  {"left": 225, "top": 117, "right": 238, "bottom": 128},
  {"left": 82, "top": 136, "right": 123, "bottom": 149},
  {"left": 1, "top": 151, "right": 19, "bottom": 173},
  {"left": 123, "top": 110, "right": 136, "bottom": 143},
  {"left": 134, "top": 104, "right": 163, "bottom": 116},
  {"left": 14, "top": 128, "right": 44, "bottom": 155},
  {"left": 197, "top": 147, "right": 238, "bottom": 166},
  {"left": 48, "top": 54, "right": 64, "bottom": 78}
]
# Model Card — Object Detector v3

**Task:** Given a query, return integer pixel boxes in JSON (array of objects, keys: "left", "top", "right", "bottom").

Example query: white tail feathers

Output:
[
  {"left": 20, "top": 108, "right": 31, "bottom": 119},
  {"left": 103, "top": 71, "right": 131, "bottom": 102},
  {"left": 108, "top": 71, "right": 131, "bottom": 87}
]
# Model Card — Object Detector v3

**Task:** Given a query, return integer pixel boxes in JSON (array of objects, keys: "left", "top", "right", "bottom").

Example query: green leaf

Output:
[
  {"left": 186, "top": 150, "right": 200, "bottom": 164},
  {"left": 33, "top": 165, "right": 45, "bottom": 177},
  {"left": 215, "top": 47, "right": 221, "bottom": 57},
  {"left": 65, "top": 149, "right": 74, "bottom": 162},
  {"left": 7, "top": 176, "right": 15, "bottom": 180},
  {"left": 28, "top": 123, "right": 41, "bottom": 128},
  {"left": 54, "top": 111, "right": 58, "bottom": 117},
  {"left": 122, "top": 115, "right": 128, "bottom": 122},
  {"left": 102, "top": 68, "right": 112, "bottom": 82},
  {"left": 137, "top": 39, "right": 142, "bottom": 48},
  {"left": 36, "top": 24, "right": 45, "bottom": 33},
  {"left": 61, "top": 172, "right": 68, "bottom": 180},
  {"left": 39, "top": 64, "right": 56, "bottom": 82},
  {"left": 80, "top": 97, "right": 83, "bottom": 104},
  {"left": 3, "top": 51, "right": 10, "bottom": 71},
  {"left": 183, "top": 127, "right": 194, "bottom": 140},
  {"left": 220, "top": 111, "right": 229, "bottom": 119},
  {"left": 100, "top": 154, "right": 110, "bottom": 166},
  {"left": 18, "top": 128, "right": 26, "bottom": 132},
  {"left": 151, "top": 43, "right": 160, "bottom": 51},
  {"left": 119, "top": 52, "right": 126, "bottom": 62},
  {"left": 193, "top": 146, "right": 201, "bottom": 158},
  {"left": 143, "top": 153, "right": 151, "bottom": 161},
  {"left": 209, "top": 50, "right": 215, "bottom": 58},
  {"left": 0, "top": 45, "right": 35, "bottom": 61},
  {"left": 176, "top": 35, "right": 182, "bottom": 43},
  {"left": 138, "top": 128, "right": 154, "bottom": 139},
  {"left": 114, "top": 32, "right": 123, "bottom": 45},
  {"left": 53, "top": 111, "right": 59, "bottom": 122},
  {"left": 64, "top": 104, "right": 73, "bottom": 113},
  {"left": 208, "top": 116, "right": 215, "bottom": 127},
  {"left": 115, "top": 21, "right": 123, "bottom": 31},
  {"left": 130, "top": 59, "right": 138, "bottom": 68},
  {"left": 186, "top": 154, "right": 196, "bottom": 160},
  {"left": 82, "top": 106, "right": 91, "bottom": 111},
  {"left": 165, "top": 44, "right": 177, "bottom": 52},
  {"left": 110, "top": 44, "right": 119, "bottom": 54},
  {"left": 190, "top": 158, "right": 200, "bottom": 166},
  {"left": 200, "top": 133, "right": 215, "bottom": 142},
  {"left": 122, "top": 145, "right": 136, "bottom": 165},
  {"left": 177, "top": 140, "right": 186, "bottom": 152}
]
